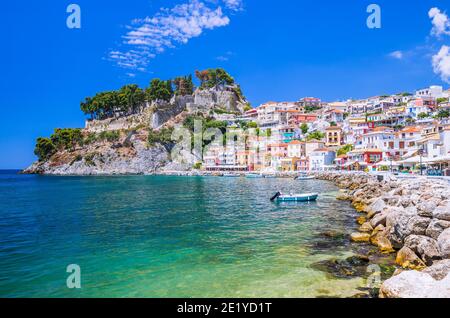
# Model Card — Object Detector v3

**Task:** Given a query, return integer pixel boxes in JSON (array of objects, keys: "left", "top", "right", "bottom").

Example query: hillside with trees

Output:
[{"left": 26, "top": 68, "right": 248, "bottom": 175}]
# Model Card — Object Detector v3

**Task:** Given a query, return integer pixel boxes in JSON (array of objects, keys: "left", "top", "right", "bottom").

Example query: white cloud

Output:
[
  {"left": 216, "top": 50, "right": 234, "bottom": 61},
  {"left": 389, "top": 50, "right": 403, "bottom": 59},
  {"left": 432, "top": 45, "right": 450, "bottom": 83},
  {"left": 428, "top": 7, "right": 450, "bottom": 37},
  {"left": 222, "top": 0, "right": 243, "bottom": 11},
  {"left": 109, "top": 0, "right": 238, "bottom": 72},
  {"left": 216, "top": 55, "right": 229, "bottom": 61}
]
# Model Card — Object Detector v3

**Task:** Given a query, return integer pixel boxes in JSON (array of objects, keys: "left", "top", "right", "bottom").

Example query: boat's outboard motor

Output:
[{"left": 270, "top": 192, "right": 281, "bottom": 201}]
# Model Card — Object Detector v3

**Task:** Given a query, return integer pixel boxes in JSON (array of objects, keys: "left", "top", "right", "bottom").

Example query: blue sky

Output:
[{"left": 1, "top": 0, "right": 450, "bottom": 168}]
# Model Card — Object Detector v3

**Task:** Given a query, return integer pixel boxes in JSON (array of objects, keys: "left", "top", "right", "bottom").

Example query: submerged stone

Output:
[
  {"left": 310, "top": 255, "right": 370, "bottom": 279},
  {"left": 351, "top": 232, "right": 371, "bottom": 243}
]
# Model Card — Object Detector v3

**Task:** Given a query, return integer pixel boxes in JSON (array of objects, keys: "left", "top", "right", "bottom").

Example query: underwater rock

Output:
[
  {"left": 310, "top": 255, "right": 370, "bottom": 279},
  {"left": 351, "top": 232, "right": 371, "bottom": 243}
]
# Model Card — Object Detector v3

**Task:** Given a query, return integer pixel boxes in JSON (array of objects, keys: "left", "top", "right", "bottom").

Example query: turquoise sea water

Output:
[{"left": 0, "top": 170, "right": 366, "bottom": 298}]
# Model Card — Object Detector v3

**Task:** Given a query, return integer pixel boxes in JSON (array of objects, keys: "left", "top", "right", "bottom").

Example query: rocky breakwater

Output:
[{"left": 315, "top": 172, "right": 450, "bottom": 298}]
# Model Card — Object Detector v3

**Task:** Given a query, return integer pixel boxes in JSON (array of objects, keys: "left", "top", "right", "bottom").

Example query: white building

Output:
[
  {"left": 360, "top": 127, "right": 395, "bottom": 151},
  {"left": 309, "top": 148, "right": 336, "bottom": 171},
  {"left": 287, "top": 140, "right": 304, "bottom": 158},
  {"left": 415, "top": 85, "right": 444, "bottom": 99}
]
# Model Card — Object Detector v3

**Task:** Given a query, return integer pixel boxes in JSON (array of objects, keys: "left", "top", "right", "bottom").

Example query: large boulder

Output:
[
  {"left": 395, "top": 246, "right": 426, "bottom": 270},
  {"left": 370, "top": 211, "right": 389, "bottom": 228},
  {"left": 423, "top": 260, "right": 450, "bottom": 280},
  {"left": 385, "top": 195, "right": 401, "bottom": 207},
  {"left": 426, "top": 219, "right": 450, "bottom": 240},
  {"left": 377, "top": 236, "right": 395, "bottom": 254},
  {"left": 433, "top": 203, "right": 450, "bottom": 221},
  {"left": 405, "top": 216, "right": 431, "bottom": 236},
  {"left": 380, "top": 271, "right": 450, "bottom": 298},
  {"left": 367, "top": 198, "right": 386, "bottom": 218},
  {"left": 417, "top": 201, "right": 436, "bottom": 218},
  {"left": 404, "top": 235, "right": 441, "bottom": 266},
  {"left": 437, "top": 228, "right": 450, "bottom": 259},
  {"left": 398, "top": 197, "right": 412, "bottom": 208},
  {"left": 386, "top": 207, "right": 416, "bottom": 249}
]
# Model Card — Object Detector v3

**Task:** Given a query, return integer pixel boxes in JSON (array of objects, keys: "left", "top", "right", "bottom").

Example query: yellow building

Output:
[{"left": 325, "top": 126, "right": 343, "bottom": 147}]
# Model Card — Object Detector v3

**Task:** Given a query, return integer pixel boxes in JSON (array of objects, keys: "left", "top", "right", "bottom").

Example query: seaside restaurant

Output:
[{"left": 424, "top": 154, "right": 450, "bottom": 176}]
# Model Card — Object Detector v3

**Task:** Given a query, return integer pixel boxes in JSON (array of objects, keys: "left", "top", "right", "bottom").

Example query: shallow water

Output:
[{"left": 0, "top": 171, "right": 369, "bottom": 297}]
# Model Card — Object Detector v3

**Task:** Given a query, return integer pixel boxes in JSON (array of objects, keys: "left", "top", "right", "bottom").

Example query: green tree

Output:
[
  {"left": 417, "top": 112, "right": 429, "bottom": 119},
  {"left": 247, "top": 122, "right": 258, "bottom": 129},
  {"left": 148, "top": 127, "right": 174, "bottom": 149},
  {"left": 195, "top": 68, "right": 235, "bottom": 89},
  {"left": 98, "top": 130, "right": 120, "bottom": 143},
  {"left": 119, "top": 84, "right": 146, "bottom": 114},
  {"left": 337, "top": 144, "right": 353, "bottom": 156},
  {"left": 304, "top": 105, "right": 320, "bottom": 113},
  {"left": 34, "top": 138, "right": 56, "bottom": 161},
  {"left": 80, "top": 85, "right": 146, "bottom": 120},
  {"left": 173, "top": 75, "right": 194, "bottom": 96},
  {"left": 146, "top": 79, "right": 173, "bottom": 102},
  {"left": 50, "top": 128, "right": 83, "bottom": 151},
  {"left": 436, "top": 97, "right": 448, "bottom": 104},
  {"left": 300, "top": 123, "right": 309, "bottom": 134},
  {"left": 436, "top": 109, "right": 450, "bottom": 119},
  {"left": 306, "top": 131, "right": 325, "bottom": 141}
]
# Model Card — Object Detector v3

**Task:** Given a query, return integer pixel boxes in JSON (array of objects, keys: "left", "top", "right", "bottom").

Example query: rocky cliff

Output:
[
  {"left": 190, "top": 87, "right": 246, "bottom": 113},
  {"left": 23, "top": 130, "right": 170, "bottom": 175},
  {"left": 24, "top": 84, "right": 245, "bottom": 175}
]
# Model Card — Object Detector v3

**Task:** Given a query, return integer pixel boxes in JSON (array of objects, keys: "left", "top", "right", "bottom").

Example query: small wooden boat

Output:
[
  {"left": 294, "top": 175, "right": 315, "bottom": 180},
  {"left": 270, "top": 192, "right": 318, "bottom": 202}
]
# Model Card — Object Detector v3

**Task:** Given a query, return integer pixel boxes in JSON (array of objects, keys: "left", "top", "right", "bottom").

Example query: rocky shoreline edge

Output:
[{"left": 313, "top": 171, "right": 450, "bottom": 298}]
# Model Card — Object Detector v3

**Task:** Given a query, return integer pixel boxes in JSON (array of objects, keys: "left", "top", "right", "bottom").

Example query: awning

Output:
[
  {"left": 425, "top": 155, "right": 450, "bottom": 163},
  {"left": 398, "top": 155, "right": 422, "bottom": 164},
  {"left": 402, "top": 149, "right": 419, "bottom": 158},
  {"left": 375, "top": 160, "right": 400, "bottom": 166}
]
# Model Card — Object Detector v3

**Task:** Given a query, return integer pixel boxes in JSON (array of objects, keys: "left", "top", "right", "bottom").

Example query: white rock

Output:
[
  {"left": 423, "top": 260, "right": 450, "bottom": 280},
  {"left": 404, "top": 235, "right": 441, "bottom": 265},
  {"left": 426, "top": 219, "right": 450, "bottom": 240},
  {"left": 438, "top": 228, "right": 450, "bottom": 259},
  {"left": 433, "top": 203, "right": 450, "bottom": 221},
  {"left": 380, "top": 271, "right": 450, "bottom": 298}
]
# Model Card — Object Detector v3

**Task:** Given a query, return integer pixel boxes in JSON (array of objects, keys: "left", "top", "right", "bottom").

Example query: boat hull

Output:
[
  {"left": 296, "top": 176, "right": 315, "bottom": 180},
  {"left": 276, "top": 194, "right": 318, "bottom": 202}
]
